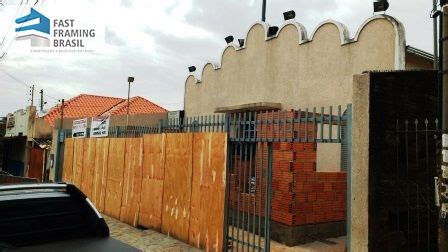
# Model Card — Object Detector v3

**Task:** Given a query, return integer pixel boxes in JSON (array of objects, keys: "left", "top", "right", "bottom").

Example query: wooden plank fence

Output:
[{"left": 62, "top": 133, "right": 227, "bottom": 251}]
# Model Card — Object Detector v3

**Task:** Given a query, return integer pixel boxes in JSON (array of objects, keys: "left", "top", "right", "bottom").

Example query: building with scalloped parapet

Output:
[
  {"left": 182, "top": 14, "right": 436, "bottom": 251},
  {"left": 184, "top": 15, "right": 433, "bottom": 117}
]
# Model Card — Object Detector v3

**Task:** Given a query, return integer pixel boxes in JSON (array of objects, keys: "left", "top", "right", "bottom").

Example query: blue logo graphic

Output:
[{"left": 15, "top": 8, "right": 50, "bottom": 47}]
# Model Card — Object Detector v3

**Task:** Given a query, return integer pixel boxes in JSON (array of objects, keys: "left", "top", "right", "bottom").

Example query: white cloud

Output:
[{"left": 0, "top": 0, "right": 437, "bottom": 116}]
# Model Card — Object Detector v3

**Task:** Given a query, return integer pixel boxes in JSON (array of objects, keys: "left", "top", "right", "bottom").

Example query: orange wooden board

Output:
[
  {"left": 120, "top": 138, "right": 143, "bottom": 226},
  {"left": 91, "top": 138, "right": 110, "bottom": 212},
  {"left": 139, "top": 179, "right": 164, "bottom": 230},
  {"left": 139, "top": 134, "right": 166, "bottom": 230},
  {"left": 62, "top": 138, "right": 74, "bottom": 183},
  {"left": 142, "top": 134, "right": 166, "bottom": 180},
  {"left": 72, "top": 139, "right": 85, "bottom": 188},
  {"left": 161, "top": 133, "right": 193, "bottom": 242},
  {"left": 104, "top": 138, "right": 126, "bottom": 219},
  {"left": 189, "top": 133, "right": 210, "bottom": 249},
  {"left": 81, "top": 138, "right": 97, "bottom": 199},
  {"left": 188, "top": 133, "right": 227, "bottom": 251}
]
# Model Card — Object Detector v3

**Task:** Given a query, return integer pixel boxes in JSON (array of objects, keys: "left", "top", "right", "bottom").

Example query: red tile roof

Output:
[
  {"left": 103, "top": 96, "right": 167, "bottom": 116},
  {"left": 44, "top": 94, "right": 167, "bottom": 127}
]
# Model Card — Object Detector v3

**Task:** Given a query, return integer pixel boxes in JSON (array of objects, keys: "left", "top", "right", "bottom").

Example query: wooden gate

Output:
[{"left": 28, "top": 147, "right": 44, "bottom": 182}]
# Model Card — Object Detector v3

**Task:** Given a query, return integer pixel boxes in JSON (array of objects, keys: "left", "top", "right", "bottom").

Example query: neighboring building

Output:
[
  {"left": 44, "top": 94, "right": 167, "bottom": 127},
  {"left": 0, "top": 106, "right": 52, "bottom": 180},
  {"left": 48, "top": 94, "right": 168, "bottom": 181}
]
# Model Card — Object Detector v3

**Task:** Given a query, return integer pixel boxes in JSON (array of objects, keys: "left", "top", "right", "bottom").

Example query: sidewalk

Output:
[
  {"left": 105, "top": 215, "right": 345, "bottom": 252},
  {"left": 104, "top": 216, "right": 200, "bottom": 252}
]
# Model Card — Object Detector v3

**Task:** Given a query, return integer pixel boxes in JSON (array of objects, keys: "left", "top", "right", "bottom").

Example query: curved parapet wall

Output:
[{"left": 185, "top": 15, "right": 406, "bottom": 116}]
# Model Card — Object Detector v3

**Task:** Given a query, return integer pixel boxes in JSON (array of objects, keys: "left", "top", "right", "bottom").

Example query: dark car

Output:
[{"left": 0, "top": 183, "right": 138, "bottom": 252}]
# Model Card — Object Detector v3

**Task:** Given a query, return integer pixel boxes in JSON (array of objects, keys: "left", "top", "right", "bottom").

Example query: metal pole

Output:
[
  {"left": 262, "top": 0, "right": 266, "bottom": 22},
  {"left": 39, "top": 89, "right": 44, "bottom": 112},
  {"left": 435, "top": 0, "right": 440, "bottom": 69},
  {"left": 56, "top": 99, "right": 64, "bottom": 181},
  {"left": 345, "top": 104, "right": 352, "bottom": 252},
  {"left": 222, "top": 114, "right": 231, "bottom": 252},
  {"left": 440, "top": 4, "right": 448, "bottom": 251},
  {"left": 126, "top": 81, "right": 131, "bottom": 128},
  {"left": 264, "top": 142, "right": 273, "bottom": 251}
]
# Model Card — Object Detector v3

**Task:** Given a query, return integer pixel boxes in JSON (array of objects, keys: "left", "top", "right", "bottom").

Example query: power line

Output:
[
  {"left": 0, "top": 3, "right": 30, "bottom": 61},
  {"left": 42, "top": 92, "right": 59, "bottom": 101},
  {"left": 0, "top": 3, "right": 24, "bottom": 50},
  {"left": 0, "top": 68, "right": 60, "bottom": 103},
  {"left": 0, "top": 68, "right": 29, "bottom": 88}
]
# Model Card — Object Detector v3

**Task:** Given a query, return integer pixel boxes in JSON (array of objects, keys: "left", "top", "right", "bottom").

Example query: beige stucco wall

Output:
[
  {"left": 316, "top": 143, "right": 341, "bottom": 172},
  {"left": 184, "top": 15, "right": 406, "bottom": 117},
  {"left": 351, "top": 73, "right": 370, "bottom": 252}
]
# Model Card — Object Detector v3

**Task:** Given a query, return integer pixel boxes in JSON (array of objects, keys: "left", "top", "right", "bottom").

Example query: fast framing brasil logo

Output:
[{"left": 15, "top": 7, "right": 99, "bottom": 52}]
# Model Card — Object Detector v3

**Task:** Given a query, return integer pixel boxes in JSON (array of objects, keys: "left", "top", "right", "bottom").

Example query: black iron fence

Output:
[
  {"left": 61, "top": 114, "right": 228, "bottom": 138},
  {"left": 392, "top": 119, "right": 439, "bottom": 251},
  {"left": 370, "top": 118, "right": 440, "bottom": 251}
]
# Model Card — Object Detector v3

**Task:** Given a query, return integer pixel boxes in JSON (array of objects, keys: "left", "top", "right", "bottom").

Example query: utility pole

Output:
[
  {"left": 39, "top": 89, "right": 44, "bottom": 112},
  {"left": 56, "top": 99, "right": 64, "bottom": 182},
  {"left": 262, "top": 0, "right": 267, "bottom": 22},
  {"left": 29, "top": 85, "right": 35, "bottom": 107},
  {"left": 440, "top": 3, "right": 448, "bottom": 251}
]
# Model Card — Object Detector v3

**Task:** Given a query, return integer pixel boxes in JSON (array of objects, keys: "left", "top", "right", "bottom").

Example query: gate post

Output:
[
  {"left": 345, "top": 104, "right": 353, "bottom": 252},
  {"left": 222, "top": 113, "right": 231, "bottom": 251}
]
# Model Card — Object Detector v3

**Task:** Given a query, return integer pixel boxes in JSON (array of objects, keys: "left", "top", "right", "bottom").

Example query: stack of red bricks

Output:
[{"left": 229, "top": 110, "right": 347, "bottom": 226}]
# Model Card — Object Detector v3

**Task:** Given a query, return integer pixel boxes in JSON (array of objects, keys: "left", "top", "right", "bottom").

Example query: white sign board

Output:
[
  {"left": 72, "top": 118, "right": 88, "bottom": 138},
  {"left": 91, "top": 115, "right": 110, "bottom": 138}
]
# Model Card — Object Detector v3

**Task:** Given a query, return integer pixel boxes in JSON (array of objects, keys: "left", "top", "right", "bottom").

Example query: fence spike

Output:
[
  {"left": 320, "top": 107, "right": 324, "bottom": 142},
  {"left": 329, "top": 106, "right": 333, "bottom": 141}
]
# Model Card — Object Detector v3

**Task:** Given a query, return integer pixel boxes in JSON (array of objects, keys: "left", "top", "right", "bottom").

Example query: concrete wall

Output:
[
  {"left": 29, "top": 117, "right": 52, "bottom": 140},
  {"left": 351, "top": 74, "right": 370, "bottom": 252},
  {"left": 184, "top": 15, "right": 407, "bottom": 117}
]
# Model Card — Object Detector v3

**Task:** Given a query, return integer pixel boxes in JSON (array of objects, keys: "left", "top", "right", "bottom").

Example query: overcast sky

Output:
[{"left": 0, "top": 0, "right": 436, "bottom": 116}]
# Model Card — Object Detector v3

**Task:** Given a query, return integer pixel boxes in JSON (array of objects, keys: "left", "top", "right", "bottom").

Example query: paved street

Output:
[{"left": 104, "top": 216, "right": 200, "bottom": 252}]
